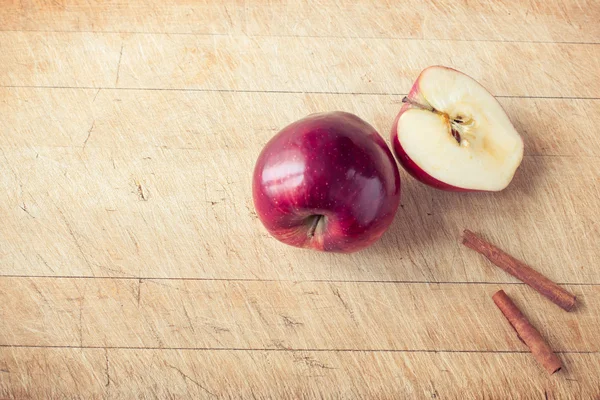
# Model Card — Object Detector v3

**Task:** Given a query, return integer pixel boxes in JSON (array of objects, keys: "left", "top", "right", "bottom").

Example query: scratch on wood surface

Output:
[
  {"left": 269, "top": 339, "right": 290, "bottom": 350},
  {"left": 280, "top": 314, "right": 303, "bottom": 327},
  {"left": 28, "top": 281, "right": 48, "bottom": 304},
  {"left": 95, "top": 263, "right": 136, "bottom": 277},
  {"left": 36, "top": 254, "right": 54, "bottom": 273},
  {"left": 182, "top": 305, "right": 196, "bottom": 333},
  {"left": 207, "top": 325, "right": 230, "bottom": 334},
  {"left": 78, "top": 300, "right": 83, "bottom": 347},
  {"left": 331, "top": 287, "right": 356, "bottom": 322},
  {"left": 164, "top": 362, "right": 216, "bottom": 397},
  {"left": 136, "top": 279, "right": 142, "bottom": 307},
  {"left": 245, "top": 203, "right": 258, "bottom": 219},
  {"left": 56, "top": 207, "right": 93, "bottom": 272},
  {"left": 71, "top": 281, "right": 88, "bottom": 348},
  {"left": 127, "top": 229, "right": 141, "bottom": 254},
  {"left": 104, "top": 348, "right": 110, "bottom": 387},
  {"left": 293, "top": 354, "right": 334, "bottom": 370},
  {"left": 248, "top": 298, "right": 270, "bottom": 325},
  {"left": 203, "top": 242, "right": 213, "bottom": 258},
  {"left": 224, "top": 6, "right": 233, "bottom": 27},
  {"left": 82, "top": 120, "right": 95, "bottom": 150},
  {"left": 92, "top": 88, "right": 101, "bottom": 102},
  {"left": 429, "top": 381, "right": 440, "bottom": 398},
  {"left": 142, "top": 314, "right": 165, "bottom": 348},
  {"left": 19, "top": 203, "right": 35, "bottom": 218},
  {"left": 114, "top": 43, "right": 124, "bottom": 86},
  {"left": 135, "top": 181, "right": 148, "bottom": 201}
]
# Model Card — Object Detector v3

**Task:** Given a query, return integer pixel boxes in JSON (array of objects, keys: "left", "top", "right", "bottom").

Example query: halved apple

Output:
[{"left": 391, "top": 66, "right": 524, "bottom": 192}]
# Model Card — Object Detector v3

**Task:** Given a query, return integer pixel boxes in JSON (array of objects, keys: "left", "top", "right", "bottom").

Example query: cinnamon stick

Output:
[
  {"left": 462, "top": 230, "right": 576, "bottom": 311},
  {"left": 492, "top": 290, "right": 562, "bottom": 374}
]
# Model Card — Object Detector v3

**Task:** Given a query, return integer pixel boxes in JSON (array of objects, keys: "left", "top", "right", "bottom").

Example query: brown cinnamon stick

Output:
[
  {"left": 462, "top": 230, "right": 576, "bottom": 311},
  {"left": 492, "top": 290, "right": 562, "bottom": 374}
]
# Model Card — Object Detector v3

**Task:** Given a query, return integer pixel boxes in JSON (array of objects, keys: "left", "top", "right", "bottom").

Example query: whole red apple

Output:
[
  {"left": 391, "top": 66, "right": 524, "bottom": 192},
  {"left": 253, "top": 112, "right": 401, "bottom": 253}
]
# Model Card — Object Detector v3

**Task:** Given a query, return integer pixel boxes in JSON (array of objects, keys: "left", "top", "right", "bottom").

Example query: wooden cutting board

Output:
[{"left": 1, "top": 1, "right": 599, "bottom": 398}]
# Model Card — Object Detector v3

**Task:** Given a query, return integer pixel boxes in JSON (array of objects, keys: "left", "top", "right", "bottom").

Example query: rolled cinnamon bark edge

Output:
[
  {"left": 463, "top": 229, "right": 576, "bottom": 312},
  {"left": 492, "top": 290, "right": 562, "bottom": 375}
]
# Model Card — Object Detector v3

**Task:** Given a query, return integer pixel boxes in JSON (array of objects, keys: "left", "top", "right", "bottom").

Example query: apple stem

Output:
[
  {"left": 401, "top": 97, "right": 433, "bottom": 112},
  {"left": 402, "top": 97, "right": 449, "bottom": 117},
  {"left": 306, "top": 215, "right": 325, "bottom": 238}
]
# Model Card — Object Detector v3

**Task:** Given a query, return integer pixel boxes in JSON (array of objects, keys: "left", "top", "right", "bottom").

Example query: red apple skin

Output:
[
  {"left": 253, "top": 111, "right": 401, "bottom": 253},
  {"left": 390, "top": 66, "right": 479, "bottom": 192}
]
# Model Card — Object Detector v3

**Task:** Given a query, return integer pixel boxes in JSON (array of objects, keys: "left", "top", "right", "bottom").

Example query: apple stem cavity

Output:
[{"left": 306, "top": 214, "right": 325, "bottom": 239}]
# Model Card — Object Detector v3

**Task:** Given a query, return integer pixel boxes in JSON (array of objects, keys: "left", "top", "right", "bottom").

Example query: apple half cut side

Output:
[{"left": 391, "top": 66, "right": 524, "bottom": 192}]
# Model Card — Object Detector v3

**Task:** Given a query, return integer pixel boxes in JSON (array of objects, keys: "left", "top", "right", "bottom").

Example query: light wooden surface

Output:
[{"left": 1, "top": 1, "right": 599, "bottom": 398}]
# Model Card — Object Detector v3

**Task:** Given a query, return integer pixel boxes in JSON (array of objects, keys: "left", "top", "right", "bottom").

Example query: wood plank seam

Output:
[
  {"left": 2, "top": 85, "right": 600, "bottom": 100},
  {"left": 0, "top": 345, "right": 598, "bottom": 354},
  {"left": 2, "top": 29, "right": 600, "bottom": 45},
  {"left": 1, "top": 275, "right": 599, "bottom": 286}
]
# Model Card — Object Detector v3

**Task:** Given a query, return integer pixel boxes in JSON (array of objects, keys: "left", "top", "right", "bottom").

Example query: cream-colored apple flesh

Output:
[{"left": 397, "top": 67, "right": 523, "bottom": 191}]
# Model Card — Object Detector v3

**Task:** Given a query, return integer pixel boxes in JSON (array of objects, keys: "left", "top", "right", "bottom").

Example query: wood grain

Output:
[
  {"left": 1, "top": 89, "right": 599, "bottom": 282},
  {"left": 106, "top": 350, "right": 600, "bottom": 399},
  {"left": 1, "top": 147, "right": 598, "bottom": 282},
  {"left": 0, "top": 347, "right": 106, "bottom": 400},
  {"left": 2, "top": 0, "right": 600, "bottom": 398},
  {"left": 2, "top": 89, "right": 600, "bottom": 156},
  {"left": 1, "top": 347, "right": 598, "bottom": 399},
  {"left": 1, "top": 0, "right": 599, "bottom": 44},
  {"left": 2, "top": 33, "right": 600, "bottom": 98},
  {"left": 0, "top": 32, "right": 122, "bottom": 87},
  {"left": 90, "top": 35, "right": 600, "bottom": 97},
  {"left": 2, "top": 277, "right": 598, "bottom": 352}
]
